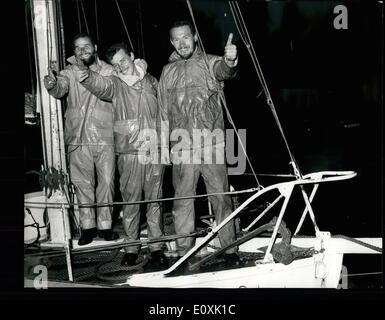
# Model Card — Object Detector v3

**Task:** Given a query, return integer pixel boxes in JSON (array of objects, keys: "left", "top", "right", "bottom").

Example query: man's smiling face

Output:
[
  {"left": 170, "top": 25, "right": 198, "bottom": 59},
  {"left": 74, "top": 37, "right": 96, "bottom": 66}
]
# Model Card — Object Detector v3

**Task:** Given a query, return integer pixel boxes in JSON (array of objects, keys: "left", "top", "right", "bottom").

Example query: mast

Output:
[
  {"left": 30, "top": 0, "right": 73, "bottom": 280},
  {"left": 31, "top": 0, "right": 66, "bottom": 172}
]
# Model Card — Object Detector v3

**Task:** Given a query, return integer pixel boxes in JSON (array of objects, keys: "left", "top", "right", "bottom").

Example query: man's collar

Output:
[
  {"left": 115, "top": 59, "right": 147, "bottom": 87},
  {"left": 168, "top": 46, "right": 202, "bottom": 62},
  {"left": 66, "top": 55, "right": 102, "bottom": 71}
]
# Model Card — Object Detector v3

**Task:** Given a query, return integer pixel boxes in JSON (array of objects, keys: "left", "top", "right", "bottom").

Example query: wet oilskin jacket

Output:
[
  {"left": 47, "top": 56, "right": 114, "bottom": 146},
  {"left": 81, "top": 71, "right": 159, "bottom": 154},
  {"left": 157, "top": 47, "right": 237, "bottom": 150}
]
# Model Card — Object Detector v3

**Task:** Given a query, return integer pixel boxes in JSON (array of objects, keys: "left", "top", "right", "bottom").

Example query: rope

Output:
[
  {"left": 24, "top": 208, "right": 42, "bottom": 245},
  {"left": 79, "top": 0, "right": 89, "bottom": 35},
  {"left": 342, "top": 272, "right": 382, "bottom": 277},
  {"left": 114, "top": 0, "right": 134, "bottom": 51},
  {"left": 95, "top": 250, "right": 148, "bottom": 282},
  {"left": 291, "top": 234, "right": 383, "bottom": 253},
  {"left": 56, "top": 0, "right": 67, "bottom": 69},
  {"left": 189, "top": 218, "right": 278, "bottom": 271},
  {"left": 66, "top": 145, "right": 80, "bottom": 155},
  {"left": 29, "top": 250, "right": 147, "bottom": 283},
  {"left": 137, "top": 0, "right": 145, "bottom": 59},
  {"left": 332, "top": 235, "right": 382, "bottom": 253},
  {"left": 185, "top": 0, "right": 261, "bottom": 188},
  {"left": 30, "top": 0, "right": 49, "bottom": 171},
  {"left": 26, "top": 170, "right": 40, "bottom": 176},
  {"left": 241, "top": 173, "right": 297, "bottom": 178},
  {"left": 220, "top": 94, "right": 261, "bottom": 187},
  {"left": 51, "top": 0, "right": 65, "bottom": 171},
  {"left": 94, "top": 0, "right": 99, "bottom": 43},
  {"left": 74, "top": 249, "right": 148, "bottom": 282},
  {"left": 45, "top": 1, "right": 66, "bottom": 172},
  {"left": 62, "top": 186, "right": 81, "bottom": 235},
  {"left": 228, "top": 1, "right": 303, "bottom": 179},
  {"left": 185, "top": 0, "right": 208, "bottom": 57},
  {"left": 24, "top": 230, "right": 208, "bottom": 258},
  {"left": 76, "top": 0, "right": 82, "bottom": 33},
  {"left": 45, "top": 0, "right": 54, "bottom": 168},
  {"left": 25, "top": 187, "right": 259, "bottom": 208},
  {"left": 25, "top": 3, "right": 35, "bottom": 99},
  {"left": 229, "top": 1, "right": 268, "bottom": 91}
]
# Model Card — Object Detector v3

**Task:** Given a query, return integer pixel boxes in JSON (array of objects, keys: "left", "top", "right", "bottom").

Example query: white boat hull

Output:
[
  {"left": 124, "top": 253, "right": 344, "bottom": 288},
  {"left": 123, "top": 236, "right": 381, "bottom": 288}
]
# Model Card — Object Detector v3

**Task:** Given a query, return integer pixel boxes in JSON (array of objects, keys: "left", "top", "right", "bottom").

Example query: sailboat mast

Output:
[
  {"left": 30, "top": 2, "right": 74, "bottom": 281},
  {"left": 31, "top": 0, "right": 66, "bottom": 173}
]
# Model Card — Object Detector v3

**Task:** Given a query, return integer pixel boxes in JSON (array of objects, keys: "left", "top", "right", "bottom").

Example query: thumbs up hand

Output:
[
  {"left": 73, "top": 64, "right": 89, "bottom": 82},
  {"left": 73, "top": 56, "right": 89, "bottom": 82},
  {"left": 75, "top": 56, "right": 89, "bottom": 70},
  {"left": 224, "top": 33, "right": 237, "bottom": 67},
  {"left": 44, "top": 62, "right": 57, "bottom": 90}
]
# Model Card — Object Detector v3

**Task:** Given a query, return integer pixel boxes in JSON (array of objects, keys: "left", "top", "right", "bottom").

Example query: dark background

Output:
[
  {"left": 25, "top": 0, "right": 382, "bottom": 235},
  {"left": 22, "top": 0, "right": 382, "bottom": 290}
]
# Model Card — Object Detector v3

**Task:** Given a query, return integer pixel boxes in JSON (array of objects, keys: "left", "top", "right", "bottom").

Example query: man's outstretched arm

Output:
[
  {"left": 212, "top": 33, "right": 238, "bottom": 81},
  {"left": 44, "top": 66, "right": 70, "bottom": 98},
  {"left": 78, "top": 68, "right": 115, "bottom": 102}
]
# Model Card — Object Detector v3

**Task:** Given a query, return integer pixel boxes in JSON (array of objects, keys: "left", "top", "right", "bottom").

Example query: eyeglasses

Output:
[{"left": 74, "top": 45, "right": 93, "bottom": 54}]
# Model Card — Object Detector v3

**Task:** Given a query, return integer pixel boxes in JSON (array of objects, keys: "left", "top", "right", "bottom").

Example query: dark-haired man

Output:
[
  {"left": 77, "top": 43, "right": 168, "bottom": 268},
  {"left": 44, "top": 33, "right": 118, "bottom": 245},
  {"left": 157, "top": 20, "right": 241, "bottom": 265}
]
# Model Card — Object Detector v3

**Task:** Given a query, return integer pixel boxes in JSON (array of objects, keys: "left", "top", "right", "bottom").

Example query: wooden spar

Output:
[
  {"left": 31, "top": 0, "right": 66, "bottom": 172},
  {"left": 30, "top": 0, "right": 73, "bottom": 280}
]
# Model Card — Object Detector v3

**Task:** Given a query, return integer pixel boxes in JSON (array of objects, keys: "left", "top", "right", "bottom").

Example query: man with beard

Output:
[
  {"left": 44, "top": 33, "right": 119, "bottom": 245},
  {"left": 77, "top": 43, "right": 168, "bottom": 269},
  {"left": 157, "top": 20, "right": 241, "bottom": 266}
]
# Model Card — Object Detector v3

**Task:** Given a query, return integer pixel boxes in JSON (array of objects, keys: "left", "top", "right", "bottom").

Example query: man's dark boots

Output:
[
  {"left": 149, "top": 250, "right": 169, "bottom": 270},
  {"left": 78, "top": 228, "right": 97, "bottom": 246},
  {"left": 121, "top": 253, "right": 139, "bottom": 266},
  {"left": 98, "top": 229, "right": 119, "bottom": 241}
]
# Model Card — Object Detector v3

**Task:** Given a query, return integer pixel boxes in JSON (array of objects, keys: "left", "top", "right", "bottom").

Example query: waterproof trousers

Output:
[
  {"left": 172, "top": 149, "right": 237, "bottom": 256},
  {"left": 118, "top": 154, "right": 165, "bottom": 254},
  {"left": 68, "top": 145, "right": 115, "bottom": 230}
]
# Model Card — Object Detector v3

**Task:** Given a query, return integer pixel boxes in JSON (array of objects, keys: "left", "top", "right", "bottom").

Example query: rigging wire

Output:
[
  {"left": 51, "top": 0, "right": 65, "bottom": 171},
  {"left": 231, "top": 1, "right": 302, "bottom": 177},
  {"left": 62, "top": 186, "right": 81, "bottom": 234},
  {"left": 47, "top": 0, "right": 67, "bottom": 173},
  {"left": 228, "top": 3, "right": 265, "bottom": 93},
  {"left": 94, "top": 0, "right": 99, "bottom": 43},
  {"left": 79, "top": 0, "right": 90, "bottom": 35},
  {"left": 46, "top": 0, "right": 53, "bottom": 64},
  {"left": 228, "top": 0, "right": 303, "bottom": 178},
  {"left": 114, "top": 0, "right": 135, "bottom": 51},
  {"left": 30, "top": 0, "right": 50, "bottom": 229},
  {"left": 342, "top": 272, "right": 382, "bottom": 277},
  {"left": 232, "top": 1, "right": 270, "bottom": 92},
  {"left": 25, "top": 3, "right": 35, "bottom": 100},
  {"left": 56, "top": 0, "right": 66, "bottom": 69},
  {"left": 56, "top": 0, "right": 69, "bottom": 180},
  {"left": 76, "top": 0, "right": 82, "bottom": 33},
  {"left": 45, "top": 0, "right": 54, "bottom": 168},
  {"left": 137, "top": 0, "right": 145, "bottom": 59},
  {"left": 25, "top": 187, "right": 259, "bottom": 208},
  {"left": 185, "top": 0, "right": 261, "bottom": 188}
]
